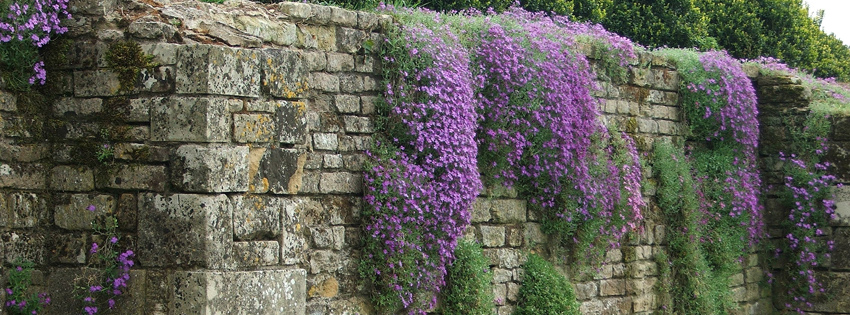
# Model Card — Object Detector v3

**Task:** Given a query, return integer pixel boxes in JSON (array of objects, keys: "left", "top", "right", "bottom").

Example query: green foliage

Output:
[
  {"left": 515, "top": 254, "right": 579, "bottom": 315},
  {"left": 105, "top": 41, "right": 156, "bottom": 93},
  {"left": 0, "top": 40, "right": 41, "bottom": 91},
  {"left": 652, "top": 141, "right": 734, "bottom": 315},
  {"left": 442, "top": 241, "right": 494, "bottom": 315},
  {"left": 4, "top": 260, "right": 50, "bottom": 315},
  {"left": 602, "top": 0, "right": 713, "bottom": 50}
]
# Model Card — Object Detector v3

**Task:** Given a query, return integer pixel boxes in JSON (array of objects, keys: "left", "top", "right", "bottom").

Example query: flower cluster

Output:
[
  {"left": 4, "top": 261, "right": 49, "bottom": 315},
  {"left": 76, "top": 205, "right": 135, "bottom": 314},
  {"left": 475, "top": 9, "right": 643, "bottom": 260},
  {"left": 0, "top": 0, "right": 71, "bottom": 87},
  {"left": 362, "top": 16, "right": 481, "bottom": 314}
]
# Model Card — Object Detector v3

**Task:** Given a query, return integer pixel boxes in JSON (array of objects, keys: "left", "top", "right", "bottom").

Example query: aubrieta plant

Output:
[
  {"left": 4, "top": 260, "right": 50, "bottom": 315},
  {"left": 74, "top": 205, "right": 134, "bottom": 315},
  {"left": 0, "top": 0, "right": 71, "bottom": 90},
  {"left": 364, "top": 5, "right": 646, "bottom": 313}
]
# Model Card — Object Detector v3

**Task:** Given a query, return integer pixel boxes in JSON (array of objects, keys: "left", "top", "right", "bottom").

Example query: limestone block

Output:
[
  {"left": 523, "top": 222, "right": 544, "bottom": 247},
  {"left": 319, "top": 172, "right": 362, "bottom": 194},
  {"left": 832, "top": 186, "right": 850, "bottom": 226},
  {"left": 338, "top": 135, "right": 371, "bottom": 151},
  {"left": 150, "top": 97, "right": 238, "bottom": 142},
  {"left": 506, "top": 226, "right": 523, "bottom": 247},
  {"left": 175, "top": 44, "right": 261, "bottom": 97},
  {"left": 301, "top": 196, "right": 357, "bottom": 226},
  {"left": 54, "top": 194, "right": 115, "bottom": 230},
  {"left": 310, "top": 250, "right": 340, "bottom": 274},
  {"left": 336, "top": 27, "right": 365, "bottom": 54},
  {"left": 480, "top": 226, "right": 505, "bottom": 248},
  {"left": 233, "top": 241, "right": 280, "bottom": 267},
  {"left": 50, "top": 165, "right": 94, "bottom": 191},
  {"left": 74, "top": 70, "right": 121, "bottom": 97},
  {"left": 339, "top": 74, "right": 364, "bottom": 93},
  {"left": 354, "top": 55, "right": 375, "bottom": 74},
  {"left": 600, "top": 279, "right": 626, "bottom": 296},
  {"left": 0, "top": 192, "right": 48, "bottom": 228},
  {"left": 0, "top": 91, "right": 16, "bottom": 111},
  {"left": 313, "top": 133, "right": 339, "bottom": 151},
  {"left": 343, "top": 115, "right": 373, "bottom": 133},
  {"left": 278, "top": 2, "right": 312, "bottom": 19},
  {"left": 360, "top": 95, "right": 377, "bottom": 114},
  {"left": 276, "top": 101, "right": 308, "bottom": 144},
  {"left": 490, "top": 199, "right": 527, "bottom": 223},
  {"left": 173, "top": 144, "right": 249, "bottom": 193},
  {"left": 171, "top": 270, "right": 306, "bottom": 315},
  {"left": 574, "top": 282, "right": 598, "bottom": 300},
  {"left": 2, "top": 232, "right": 45, "bottom": 264},
  {"left": 97, "top": 164, "right": 167, "bottom": 191},
  {"left": 330, "top": 7, "right": 357, "bottom": 27},
  {"left": 258, "top": 148, "right": 307, "bottom": 195},
  {"left": 47, "top": 232, "right": 87, "bottom": 264},
  {"left": 235, "top": 16, "right": 296, "bottom": 46},
  {"left": 310, "top": 73, "right": 340, "bottom": 93},
  {"left": 482, "top": 248, "right": 525, "bottom": 268},
  {"left": 53, "top": 98, "right": 102, "bottom": 117},
  {"left": 141, "top": 43, "right": 180, "bottom": 65},
  {"left": 493, "top": 283, "right": 506, "bottom": 305},
  {"left": 232, "top": 195, "right": 281, "bottom": 241},
  {"left": 833, "top": 228, "right": 850, "bottom": 270},
  {"left": 309, "top": 226, "right": 344, "bottom": 250},
  {"left": 0, "top": 163, "right": 45, "bottom": 189},
  {"left": 262, "top": 49, "right": 308, "bottom": 99},
  {"left": 326, "top": 53, "right": 354, "bottom": 72},
  {"left": 279, "top": 197, "right": 309, "bottom": 265},
  {"left": 304, "top": 51, "right": 327, "bottom": 71},
  {"left": 128, "top": 19, "right": 177, "bottom": 40},
  {"left": 137, "top": 193, "right": 233, "bottom": 268},
  {"left": 492, "top": 268, "right": 512, "bottom": 283},
  {"left": 234, "top": 113, "right": 275, "bottom": 143},
  {"left": 651, "top": 69, "right": 679, "bottom": 91}
]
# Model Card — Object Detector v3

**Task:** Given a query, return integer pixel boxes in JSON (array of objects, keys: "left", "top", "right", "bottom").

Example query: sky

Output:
[{"left": 805, "top": 0, "right": 850, "bottom": 45}]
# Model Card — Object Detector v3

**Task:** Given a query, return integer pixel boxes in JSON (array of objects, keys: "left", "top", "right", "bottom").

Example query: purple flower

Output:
[
  {"left": 89, "top": 243, "right": 98, "bottom": 254},
  {"left": 86, "top": 205, "right": 96, "bottom": 212}
]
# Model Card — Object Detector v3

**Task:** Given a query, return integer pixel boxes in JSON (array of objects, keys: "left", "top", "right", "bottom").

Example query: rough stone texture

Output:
[
  {"left": 234, "top": 113, "right": 275, "bottom": 143},
  {"left": 175, "top": 44, "right": 261, "bottom": 97},
  {"left": 54, "top": 194, "right": 115, "bottom": 230},
  {"left": 263, "top": 49, "right": 308, "bottom": 99},
  {"left": 259, "top": 148, "right": 307, "bottom": 195},
  {"left": 173, "top": 144, "right": 249, "bottom": 193},
  {"left": 150, "top": 97, "right": 239, "bottom": 142},
  {"left": 137, "top": 194, "right": 233, "bottom": 269},
  {"left": 276, "top": 100, "right": 308, "bottom": 144},
  {"left": 233, "top": 241, "right": 280, "bottom": 267},
  {"left": 232, "top": 195, "right": 281, "bottom": 241},
  {"left": 171, "top": 270, "right": 306, "bottom": 315},
  {"left": 0, "top": 192, "right": 48, "bottom": 228},
  {"left": 97, "top": 164, "right": 167, "bottom": 191},
  {"left": 50, "top": 165, "right": 94, "bottom": 191}
]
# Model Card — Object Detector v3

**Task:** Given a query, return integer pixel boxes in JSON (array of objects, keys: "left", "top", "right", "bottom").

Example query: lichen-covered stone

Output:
[
  {"left": 54, "top": 193, "right": 115, "bottom": 230},
  {"left": 480, "top": 226, "right": 505, "bottom": 248},
  {"left": 0, "top": 192, "right": 48, "bottom": 228},
  {"left": 173, "top": 144, "right": 249, "bottom": 193},
  {"left": 342, "top": 115, "right": 373, "bottom": 133},
  {"left": 2, "top": 232, "right": 45, "bottom": 264},
  {"left": 74, "top": 70, "right": 121, "bottom": 97},
  {"left": 232, "top": 195, "right": 281, "bottom": 241},
  {"left": 0, "top": 163, "right": 45, "bottom": 189},
  {"left": 171, "top": 269, "right": 306, "bottom": 315},
  {"left": 233, "top": 241, "right": 280, "bottom": 267},
  {"left": 276, "top": 101, "right": 308, "bottom": 144},
  {"left": 490, "top": 199, "right": 527, "bottom": 223},
  {"left": 319, "top": 172, "right": 362, "bottom": 194},
  {"left": 310, "top": 72, "right": 340, "bottom": 93},
  {"left": 258, "top": 148, "right": 306, "bottom": 195},
  {"left": 137, "top": 193, "right": 233, "bottom": 268},
  {"left": 150, "top": 97, "right": 239, "bottom": 142},
  {"left": 262, "top": 49, "right": 308, "bottom": 99},
  {"left": 175, "top": 44, "right": 261, "bottom": 97},
  {"left": 235, "top": 16, "right": 297, "bottom": 46},
  {"left": 97, "top": 164, "right": 167, "bottom": 191},
  {"left": 313, "top": 133, "right": 339, "bottom": 151},
  {"left": 53, "top": 98, "right": 102, "bottom": 117},
  {"left": 234, "top": 113, "right": 275, "bottom": 143},
  {"left": 50, "top": 165, "right": 94, "bottom": 191}
]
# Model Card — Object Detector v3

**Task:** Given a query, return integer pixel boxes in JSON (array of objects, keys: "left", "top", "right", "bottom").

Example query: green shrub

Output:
[
  {"left": 515, "top": 254, "right": 579, "bottom": 315},
  {"left": 442, "top": 240, "right": 494, "bottom": 315}
]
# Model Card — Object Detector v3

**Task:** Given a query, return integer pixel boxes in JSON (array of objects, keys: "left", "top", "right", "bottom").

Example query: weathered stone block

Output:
[
  {"left": 54, "top": 194, "right": 115, "bottom": 230},
  {"left": 600, "top": 279, "right": 626, "bottom": 296},
  {"left": 74, "top": 70, "right": 121, "bottom": 97},
  {"left": 320, "top": 172, "right": 362, "bottom": 194},
  {"left": 334, "top": 95, "right": 360, "bottom": 113},
  {"left": 54, "top": 98, "right": 102, "bottom": 117},
  {"left": 310, "top": 73, "right": 340, "bottom": 92},
  {"left": 310, "top": 250, "right": 340, "bottom": 274},
  {"left": 97, "top": 165, "right": 167, "bottom": 191},
  {"left": 235, "top": 16, "right": 297, "bottom": 46},
  {"left": 173, "top": 144, "right": 249, "bottom": 193},
  {"left": 232, "top": 195, "right": 281, "bottom": 241},
  {"left": 50, "top": 165, "right": 94, "bottom": 191},
  {"left": 0, "top": 91, "right": 16, "bottom": 111},
  {"left": 234, "top": 113, "right": 275, "bottom": 143},
  {"left": 833, "top": 228, "right": 850, "bottom": 270},
  {"left": 482, "top": 248, "right": 525, "bottom": 268},
  {"left": 490, "top": 199, "right": 527, "bottom": 223},
  {"left": 310, "top": 226, "right": 344, "bottom": 250},
  {"left": 278, "top": 2, "right": 311, "bottom": 19},
  {"left": 339, "top": 74, "right": 364, "bottom": 93},
  {"left": 258, "top": 149, "right": 306, "bottom": 195},
  {"left": 0, "top": 192, "right": 48, "bottom": 228},
  {"left": 338, "top": 135, "right": 370, "bottom": 151},
  {"left": 150, "top": 97, "right": 239, "bottom": 142},
  {"left": 343, "top": 115, "right": 373, "bottom": 133},
  {"left": 301, "top": 25, "right": 336, "bottom": 51},
  {"left": 323, "top": 154, "right": 344, "bottom": 169},
  {"left": 0, "top": 143, "right": 47, "bottom": 162},
  {"left": 276, "top": 101, "right": 308, "bottom": 144},
  {"left": 138, "top": 193, "right": 233, "bottom": 268},
  {"left": 313, "top": 133, "right": 339, "bottom": 151},
  {"left": 2, "top": 232, "right": 45, "bottom": 264},
  {"left": 574, "top": 282, "right": 598, "bottom": 300},
  {"left": 48, "top": 268, "right": 146, "bottom": 315},
  {"left": 336, "top": 28, "right": 365, "bottom": 53},
  {"left": 480, "top": 226, "right": 505, "bottom": 248},
  {"left": 0, "top": 163, "right": 45, "bottom": 189},
  {"left": 172, "top": 270, "right": 306, "bottom": 315},
  {"left": 304, "top": 51, "right": 327, "bottom": 71},
  {"left": 175, "top": 45, "right": 261, "bottom": 97},
  {"left": 233, "top": 241, "right": 280, "bottom": 267},
  {"left": 262, "top": 49, "right": 308, "bottom": 99},
  {"left": 326, "top": 53, "right": 354, "bottom": 72}
]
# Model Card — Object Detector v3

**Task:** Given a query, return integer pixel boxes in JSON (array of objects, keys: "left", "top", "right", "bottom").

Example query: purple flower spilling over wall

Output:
[
  {"left": 0, "top": 0, "right": 71, "bottom": 85},
  {"left": 363, "top": 20, "right": 481, "bottom": 314}
]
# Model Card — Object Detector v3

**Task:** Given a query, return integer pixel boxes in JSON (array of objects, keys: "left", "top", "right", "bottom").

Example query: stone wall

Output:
[
  {"left": 0, "top": 0, "right": 833, "bottom": 314},
  {"left": 756, "top": 74, "right": 850, "bottom": 314}
]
